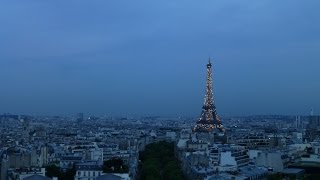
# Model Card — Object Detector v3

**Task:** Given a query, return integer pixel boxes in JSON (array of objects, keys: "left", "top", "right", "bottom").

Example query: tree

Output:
[
  {"left": 138, "top": 141, "right": 185, "bottom": 180},
  {"left": 267, "top": 173, "right": 282, "bottom": 180},
  {"left": 45, "top": 164, "right": 76, "bottom": 180},
  {"left": 103, "top": 158, "right": 129, "bottom": 173},
  {"left": 63, "top": 166, "right": 76, "bottom": 180},
  {"left": 45, "top": 164, "right": 60, "bottom": 178}
]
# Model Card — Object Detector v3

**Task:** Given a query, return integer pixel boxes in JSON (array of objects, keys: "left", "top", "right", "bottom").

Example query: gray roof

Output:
[
  {"left": 282, "top": 168, "right": 305, "bottom": 174},
  {"left": 208, "top": 175, "right": 231, "bottom": 180},
  {"left": 23, "top": 175, "right": 51, "bottom": 180},
  {"left": 239, "top": 166, "right": 268, "bottom": 177},
  {"left": 96, "top": 174, "right": 122, "bottom": 180}
]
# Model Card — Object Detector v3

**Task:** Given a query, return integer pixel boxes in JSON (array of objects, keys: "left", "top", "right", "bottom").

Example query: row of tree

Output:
[
  {"left": 138, "top": 141, "right": 185, "bottom": 180},
  {"left": 103, "top": 158, "right": 129, "bottom": 173},
  {"left": 45, "top": 164, "right": 76, "bottom": 180}
]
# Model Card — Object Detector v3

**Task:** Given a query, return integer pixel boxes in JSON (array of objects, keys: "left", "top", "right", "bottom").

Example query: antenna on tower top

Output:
[{"left": 207, "top": 57, "right": 212, "bottom": 68}]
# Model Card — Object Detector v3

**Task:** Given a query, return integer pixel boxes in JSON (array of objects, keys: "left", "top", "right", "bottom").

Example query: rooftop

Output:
[{"left": 282, "top": 168, "right": 305, "bottom": 174}]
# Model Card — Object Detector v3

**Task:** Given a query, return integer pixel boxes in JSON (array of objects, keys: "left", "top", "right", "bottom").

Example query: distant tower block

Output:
[
  {"left": 1, "top": 154, "right": 9, "bottom": 180},
  {"left": 77, "top": 113, "right": 84, "bottom": 123},
  {"left": 22, "top": 118, "right": 30, "bottom": 138},
  {"left": 193, "top": 59, "right": 224, "bottom": 132}
]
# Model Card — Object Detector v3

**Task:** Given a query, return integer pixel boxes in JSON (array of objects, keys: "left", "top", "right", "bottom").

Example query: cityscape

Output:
[{"left": 1, "top": 1, "right": 320, "bottom": 180}]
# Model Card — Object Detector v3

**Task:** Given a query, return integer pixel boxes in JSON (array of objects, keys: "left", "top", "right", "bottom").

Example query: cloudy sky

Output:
[{"left": 0, "top": 0, "right": 319, "bottom": 116}]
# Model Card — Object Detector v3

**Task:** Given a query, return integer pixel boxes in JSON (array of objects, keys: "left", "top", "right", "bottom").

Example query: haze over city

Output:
[
  {"left": 0, "top": 0, "right": 319, "bottom": 116},
  {"left": 2, "top": 1, "right": 320, "bottom": 180}
]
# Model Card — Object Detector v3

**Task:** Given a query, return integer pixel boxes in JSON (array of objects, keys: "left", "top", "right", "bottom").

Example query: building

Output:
[
  {"left": 255, "top": 150, "right": 290, "bottom": 172},
  {"left": 6, "top": 146, "right": 32, "bottom": 168},
  {"left": 306, "top": 116, "right": 320, "bottom": 142},
  {"left": 237, "top": 133, "right": 270, "bottom": 149},
  {"left": 60, "top": 155, "right": 83, "bottom": 170},
  {"left": 77, "top": 113, "right": 84, "bottom": 123},
  {"left": 7, "top": 167, "right": 46, "bottom": 180},
  {"left": 22, "top": 118, "right": 30, "bottom": 139},
  {"left": 281, "top": 168, "right": 305, "bottom": 179},
  {"left": 186, "top": 140, "right": 209, "bottom": 152},
  {"left": 1, "top": 154, "right": 9, "bottom": 180},
  {"left": 211, "top": 145, "right": 249, "bottom": 168},
  {"left": 96, "top": 173, "right": 130, "bottom": 180},
  {"left": 74, "top": 161, "right": 103, "bottom": 180},
  {"left": 182, "top": 152, "right": 213, "bottom": 180}
]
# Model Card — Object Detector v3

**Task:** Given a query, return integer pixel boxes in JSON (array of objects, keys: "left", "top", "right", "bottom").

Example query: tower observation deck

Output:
[{"left": 193, "top": 59, "right": 224, "bottom": 132}]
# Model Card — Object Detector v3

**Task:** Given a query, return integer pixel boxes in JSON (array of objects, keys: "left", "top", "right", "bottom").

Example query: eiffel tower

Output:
[{"left": 193, "top": 59, "right": 224, "bottom": 132}]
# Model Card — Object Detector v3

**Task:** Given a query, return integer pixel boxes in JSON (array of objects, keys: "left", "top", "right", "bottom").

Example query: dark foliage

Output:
[
  {"left": 45, "top": 164, "right": 60, "bottom": 178},
  {"left": 103, "top": 158, "right": 129, "bottom": 173},
  {"left": 45, "top": 164, "right": 76, "bottom": 180},
  {"left": 138, "top": 141, "right": 185, "bottom": 180}
]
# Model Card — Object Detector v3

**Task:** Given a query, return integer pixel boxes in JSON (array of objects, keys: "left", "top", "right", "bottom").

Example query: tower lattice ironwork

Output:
[{"left": 193, "top": 59, "right": 224, "bottom": 132}]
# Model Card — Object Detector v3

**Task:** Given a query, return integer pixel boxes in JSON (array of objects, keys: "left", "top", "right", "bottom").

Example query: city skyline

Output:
[{"left": 0, "top": 1, "right": 320, "bottom": 116}]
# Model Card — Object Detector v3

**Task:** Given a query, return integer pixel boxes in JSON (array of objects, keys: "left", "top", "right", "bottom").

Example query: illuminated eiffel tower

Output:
[{"left": 193, "top": 59, "right": 224, "bottom": 132}]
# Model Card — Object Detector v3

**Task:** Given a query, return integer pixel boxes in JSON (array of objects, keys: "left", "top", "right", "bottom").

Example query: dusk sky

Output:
[{"left": 0, "top": 1, "right": 319, "bottom": 116}]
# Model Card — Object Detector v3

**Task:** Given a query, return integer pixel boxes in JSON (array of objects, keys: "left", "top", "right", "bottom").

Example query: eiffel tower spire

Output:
[{"left": 193, "top": 58, "right": 224, "bottom": 132}]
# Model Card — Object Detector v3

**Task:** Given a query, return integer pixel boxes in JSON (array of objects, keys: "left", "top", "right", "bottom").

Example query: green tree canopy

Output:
[{"left": 138, "top": 141, "right": 184, "bottom": 180}]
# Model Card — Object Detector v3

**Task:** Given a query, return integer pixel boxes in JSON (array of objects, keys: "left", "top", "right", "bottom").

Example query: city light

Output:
[{"left": 194, "top": 59, "right": 225, "bottom": 133}]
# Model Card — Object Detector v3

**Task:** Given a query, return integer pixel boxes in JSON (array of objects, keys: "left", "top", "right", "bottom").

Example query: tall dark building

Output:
[
  {"left": 193, "top": 59, "right": 224, "bottom": 133},
  {"left": 306, "top": 116, "right": 320, "bottom": 142},
  {"left": 77, "top": 113, "right": 84, "bottom": 123},
  {"left": 22, "top": 118, "right": 30, "bottom": 138}
]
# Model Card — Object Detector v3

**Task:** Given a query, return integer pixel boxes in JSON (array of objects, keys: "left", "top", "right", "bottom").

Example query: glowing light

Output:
[{"left": 194, "top": 59, "right": 224, "bottom": 132}]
